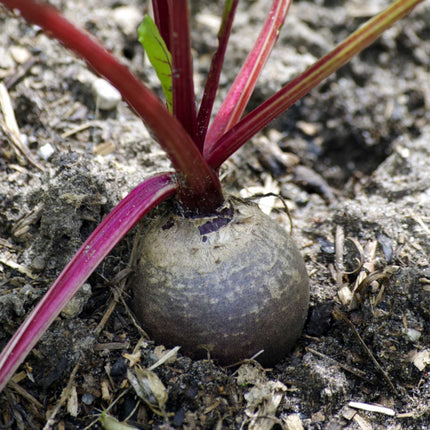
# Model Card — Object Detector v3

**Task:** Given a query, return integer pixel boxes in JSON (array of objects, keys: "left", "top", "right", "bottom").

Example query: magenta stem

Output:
[
  {"left": 205, "top": 0, "right": 424, "bottom": 169},
  {"left": 152, "top": 0, "right": 171, "bottom": 51},
  {"left": 2, "top": 0, "right": 223, "bottom": 212},
  {"left": 203, "top": 0, "right": 291, "bottom": 156},
  {"left": 168, "top": 0, "right": 199, "bottom": 147},
  {"left": 0, "top": 174, "right": 176, "bottom": 392},
  {"left": 196, "top": 0, "right": 239, "bottom": 143}
]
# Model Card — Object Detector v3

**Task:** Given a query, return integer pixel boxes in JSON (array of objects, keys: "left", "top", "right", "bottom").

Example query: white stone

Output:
[
  {"left": 38, "top": 142, "right": 55, "bottom": 160},
  {"left": 284, "top": 414, "right": 304, "bottom": 430},
  {"left": 112, "top": 6, "right": 143, "bottom": 36},
  {"left": 406, "top": 328, "right": 422, "bottom": 342},
  {"left": 338, "top": 286, "right": 353, "bottom": 305},
  {"left": 10, "top": 46, "right": 31, "bottom": 64},
  {"left": 92, "top": 78, "right": 121, "bottom": 110}
]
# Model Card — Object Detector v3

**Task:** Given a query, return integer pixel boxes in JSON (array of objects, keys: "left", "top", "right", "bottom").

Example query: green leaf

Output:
[{"left": 138, "top": 15, "right": 173, "bottom": 112}]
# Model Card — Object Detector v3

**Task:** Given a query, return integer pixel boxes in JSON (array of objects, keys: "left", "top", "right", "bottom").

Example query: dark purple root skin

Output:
[{"left": 130, "top": 197, "right": 310, "bottom": 366}]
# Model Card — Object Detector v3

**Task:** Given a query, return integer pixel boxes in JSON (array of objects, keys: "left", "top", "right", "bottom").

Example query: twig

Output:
[
  {"left": 0, "top": 257, "right": 37, "bottom": 279},
  {"left": 0, "top": 83, "right": 44, "bottom": 171},
  {"left": 60, "top": 122, "right": 99, "bottom": 139},
  {"left": 118, "top": 292, "right": 151, "bottom": 340},
  {"left": 95, "top": 222, "right": 144, "bottom": 337},
  {"left": 4, "top": 56, "right": 39, "bottom": 90},
  {"left": 333, "top": 307, "right": 398, "bottom": 394},
  {"left": 335, "top": 225, "right": 345, "bottom": 289},
  {"left": 43, "top": 360, "right": 80, "bottom": 430},
  {"left": 7, "top": 380, "right": 43, "bottom": 411},
  {"left": 408, "top": 209, "right": 430, "bottom": 236},
  {"left": 148, "top": 346, "right": 181, "bottom": 371},
  {"left": 348, "top": 401, "right": 395, "bottom": 416},
  {"left": 94, "top": 268, "right": 133, "bottom": 337},
  {"left": 306, "top": 347, "right": 372, "bottom": 383}
]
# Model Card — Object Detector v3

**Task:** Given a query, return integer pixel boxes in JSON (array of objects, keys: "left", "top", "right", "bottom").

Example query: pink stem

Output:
[
  {"left": 0, "top": 174, "right": 176, "bottom": 392},
  {"left": 205, "top": 0, "right": 424, "bottom": 169},
  {"left": 203, "top": 0, "right": 291, "bottom": 156},
  {"left": 196, "top": 0, "right": 239, "bottom": 143},
  {"left": 152, "top": 0, "right": 171, "bottom": 51},
  {"left": 168, "top": 0, "right": 199, "bottom": 147},
  {"left": 2, "top": 0, "right": 223, "bottom": 212}
]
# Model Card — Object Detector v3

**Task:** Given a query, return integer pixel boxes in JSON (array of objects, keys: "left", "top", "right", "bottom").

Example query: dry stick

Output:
[
  {"left": 7, "top": 380, "right": 43, "bottom": 411},
  {"left": 118, "top": 224, "right": 153, "bottom": 339},
  {"left": 333, "top": 307, "right": 398, "bottom": 394},
  {"left": 4, "top": 56, "right": 40, "bottom": 90},
  {"left": 43, "top": 360, "right": 81, "bottom": 430},
  {"left": 0, "top": 83, "right": 44, "bottom": 171},
  {"left": 94, "top": 223, "right": 144, "bottom": 337},
  {"left": 0, "top": 256, "right": 36, "bottom": 279},
  {"left": 118, "top": 292, "right": 151, "bottom": 340},
  {"left": 94, "top": 269, "right": 133, "bottom": 337},
  {"left": 335, "top": 225, "right": 345, "bottom": 290},
  {"left": 306, "top": 347, "right": 373, "bottom": 384},
  {"left": 61, "top": 122, "right": 98, "bottom": 139}
]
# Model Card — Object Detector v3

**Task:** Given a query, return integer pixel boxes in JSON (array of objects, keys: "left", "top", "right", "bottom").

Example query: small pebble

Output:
[
  {"left": 81, "top": 393, "right": 95, "bottom": 405},
  {"left": 338, "top": 286, "right": 353, "bottom": 306},
  {"left": 406, "top": 328, "right": 421, "bottom": 342},
  {"left": 10, "top": 46, "right": 31, "bottom": 64},
  {"left": 38, "top": 142, "right": 55, "bottom": 160},
  {"left": 31, "top": 255, "right": 46, "bottom": 271},
  {"left": 173, "top": 408, "right": 186, "bottom": 427},
  {"left": 196, "top": 13, "right": 221, "bottom": 31},
  {"left": 112, "top": 5, "right": 143, "bottom": 36},
  {"left": 110, "top": 359, "right": 127, "bottom": 378},
  {"left": 20, "top": 284, "right": 36, "bottom": 297},
  {"left": 0, "top": 46, "right": 14, "bottom": 69},
  {"left": 318, "top": 237, "right": 335, "bottom": 255},
  {"left": 92, "top": 78, "right": 121, "bottom": 110},
  {"left": 61, "top": 283, "right": 92, "bottom": 318}
]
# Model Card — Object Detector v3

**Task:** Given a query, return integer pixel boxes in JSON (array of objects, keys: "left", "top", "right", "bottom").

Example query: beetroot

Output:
[{"left": 131, "top": 199, "right": 309, "bottom": 365}]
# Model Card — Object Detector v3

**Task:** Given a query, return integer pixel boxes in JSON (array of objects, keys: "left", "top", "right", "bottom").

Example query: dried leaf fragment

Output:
[
  {"left": 244, "top": 380, "right": 287, "bottom": 430},
  {"left": 408, "top": 349, "right": 430, "bottom": 371},
  {"left": 67, "top": 385, "right": 78, "bottom": 417},
  {"left": 127, "top": 367, "right": 168, "bottom": 410},
  {"left": 284, "top": 413, "right": 304, "bottom": 430},
  {"left": 100, "top": 412, "right": 139, "bottom": 430}
]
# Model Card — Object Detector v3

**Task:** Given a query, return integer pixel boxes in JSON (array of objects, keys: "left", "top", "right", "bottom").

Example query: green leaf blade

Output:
[{"left": 138, "top": 15, "right": 173, "bottom": 112}]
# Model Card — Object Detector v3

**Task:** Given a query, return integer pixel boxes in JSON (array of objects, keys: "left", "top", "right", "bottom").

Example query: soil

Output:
[{"left": 0, "top": 0, "right": 429, "bottom": 429}]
